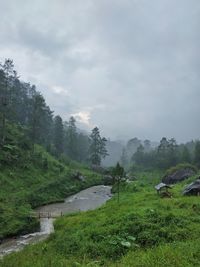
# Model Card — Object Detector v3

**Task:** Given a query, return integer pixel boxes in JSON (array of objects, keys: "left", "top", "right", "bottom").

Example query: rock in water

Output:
[
  {"left": 162, "top": 168, "right": 195, "bottom": 184},
  {"left": 183, "top": 179, "right": 200, "bottom": 196}
]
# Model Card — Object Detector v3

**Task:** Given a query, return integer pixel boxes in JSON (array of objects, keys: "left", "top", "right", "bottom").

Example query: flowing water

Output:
[{"left": 0, "top": 185, "right": 112, "bottom": 257}]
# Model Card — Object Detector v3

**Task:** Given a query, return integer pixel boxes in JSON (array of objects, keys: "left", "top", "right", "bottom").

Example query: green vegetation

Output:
[
  {"left": 0, "top": 123, "right": 103, "bottom": 239},
  {"left": 1, "top": 171, "right": 200, "bottom": 267},
  {"left": 0, "top": 147, "right": 102, "bottom": 239}
]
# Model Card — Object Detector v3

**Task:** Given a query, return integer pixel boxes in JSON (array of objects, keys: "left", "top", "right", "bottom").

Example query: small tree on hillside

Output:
[
  {"left": 89, "top": 127, "right": 108, "bottom": 166},
  {"left": 112, "top": 162, "right": 125, "bottom": 203}
]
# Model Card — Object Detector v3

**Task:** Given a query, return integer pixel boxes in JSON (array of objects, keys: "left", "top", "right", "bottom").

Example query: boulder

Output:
[
  {"left": 162, "top": 168, "right": 195, "bottom": 184},
  {"left": 183, "top": 178, "right": 200, "bottom": 196}
]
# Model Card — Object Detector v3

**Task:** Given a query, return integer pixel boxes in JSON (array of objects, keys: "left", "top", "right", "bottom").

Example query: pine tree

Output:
[
  {"left": 65, "top": 116, "right": 78, "bottom": 160},
  {"left": 168, "top": 138, "right": 178, "bottom": 166},
  {"left": 157, "top": 137, "right": 170, "bottom": 169},
  {"left": 0, "top": 59, "right": 15, "bottom": 146},
  {"left": 29, "top": 92, "right": 50, "bottom": 149},
  {"left": 53, "top": 115, "right": 64, "bottom": 156},
  {"left": 89, "top": 127, "right": 108, "bottom": 166}
]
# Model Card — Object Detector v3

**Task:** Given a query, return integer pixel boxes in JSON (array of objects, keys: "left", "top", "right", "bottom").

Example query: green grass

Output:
[
  {"left": 1, "top": 171, "right": 200, "bottom": 267},
  {"left": 111, "top": 239, "right": 200, "bottom": 267}
]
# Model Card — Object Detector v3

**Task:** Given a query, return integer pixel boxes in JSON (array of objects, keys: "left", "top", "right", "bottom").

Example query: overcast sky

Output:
[{"left": 0, "top": 0, "right": 199, "bottom": 142}]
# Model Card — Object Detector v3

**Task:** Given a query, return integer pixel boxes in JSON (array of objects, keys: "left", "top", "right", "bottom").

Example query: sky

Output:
[{"left": 0, "top": 0, "right": 199, "bottom": 142}]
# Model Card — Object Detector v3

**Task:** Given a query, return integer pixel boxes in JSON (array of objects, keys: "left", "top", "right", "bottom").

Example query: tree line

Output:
[
  {"left": 0, "top": 59, "right": 108, "bottom": 166},
  {"left": 121, "top": 137, "right": 200, "bottom": 170}
]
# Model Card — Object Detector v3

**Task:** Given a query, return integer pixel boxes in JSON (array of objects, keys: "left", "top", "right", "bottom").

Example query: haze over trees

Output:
[
  {"left": 120, "top": 136, "right": 200, "bottom": 171},
  {"left": 1, "top": 58, "right": 199, "bottom": 173}
]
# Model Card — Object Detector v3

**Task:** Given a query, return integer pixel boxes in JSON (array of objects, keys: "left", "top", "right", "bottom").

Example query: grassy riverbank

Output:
[
  {"left": 1, "top": 171, "right": 200, "bottom": 267},
  {"left": 0, "top": 144, "right": 103, "bottom": 239}
]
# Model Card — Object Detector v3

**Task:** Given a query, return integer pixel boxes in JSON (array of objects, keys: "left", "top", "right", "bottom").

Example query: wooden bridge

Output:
[{"left": 30, "top": 211, "right": 64, "bottom": 219}]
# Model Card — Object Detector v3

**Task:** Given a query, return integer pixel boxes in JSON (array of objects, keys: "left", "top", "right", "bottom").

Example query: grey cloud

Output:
[{"left": 0, "top": 0, "right": 199, "bottom": 142}]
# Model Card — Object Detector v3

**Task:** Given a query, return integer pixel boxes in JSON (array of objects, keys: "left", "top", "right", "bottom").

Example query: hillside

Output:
[
  {"left": 1, "top": 171, "right": 200, "bottom": 267},
  {"left": 0, "top": 123, "right": 103, "bottom": 239}
]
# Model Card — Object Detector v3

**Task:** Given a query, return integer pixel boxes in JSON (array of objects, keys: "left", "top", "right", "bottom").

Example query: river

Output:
[{"left": 0, "top": 185, "right": 112, "bottom": 257}]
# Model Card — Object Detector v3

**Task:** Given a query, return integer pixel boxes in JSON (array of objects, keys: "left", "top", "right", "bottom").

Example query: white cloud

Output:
[{"left": 71, "top": 111, "right": 92, "bottom": 127}]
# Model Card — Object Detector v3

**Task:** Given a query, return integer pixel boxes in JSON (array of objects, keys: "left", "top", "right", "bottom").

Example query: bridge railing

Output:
[{"left": 29, "top": 211, "right": 63, "bottom": 219}]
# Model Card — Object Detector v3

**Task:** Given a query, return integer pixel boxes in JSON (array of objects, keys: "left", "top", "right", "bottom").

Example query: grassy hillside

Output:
[
  {"left": 1, "top": 171, "right": 200, "bottom": 267},
  {"left": 0, "top": 124, "right": 103, "bottom": 239}
]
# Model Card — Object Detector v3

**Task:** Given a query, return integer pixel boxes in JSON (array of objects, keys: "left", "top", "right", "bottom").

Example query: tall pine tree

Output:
[
  {"left": 89, "top": 127, "right": 108, "bottom": 166},
  {"left": 53, "top": 115, "right": 64, "bottom": 156},
  {"left": 65, "top": 116, "right": 78, "bottom": 160}
]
